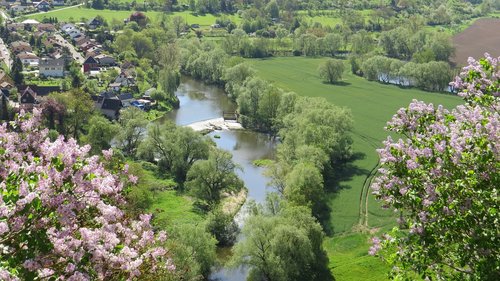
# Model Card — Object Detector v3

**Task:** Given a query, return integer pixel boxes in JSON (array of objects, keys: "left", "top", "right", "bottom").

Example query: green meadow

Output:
[
  {"left": 249, "top": 56, "right": 462, "bottom": 279},
  {"left": 25, "top": 7, "right": 162, "bottom": 23},
  {"left": 24, "top": 7, "right": 239, "bottom": 27}
]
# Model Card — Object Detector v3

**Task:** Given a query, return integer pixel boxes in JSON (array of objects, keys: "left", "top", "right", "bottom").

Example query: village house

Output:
[
  {"left": 118, "top": 93, "right": 134, "bottom": 107},
  {"left": 87, "top": 17, "right": 103, "bottom": 29},
  {"left": 34, "top": 0, "right": 50, "bottom": 11},
  {"left": 10, "top": 4, "right": 30, "bottom": 13},
  {"left": 17, "top": 84, "right": 61, "bottom": 110},
  {"left": 93, "top": 92, "right": 122, "bottom": 119},
  {"left": 42, "top": 36, "right": 62, "bottom": 49},
  {"left": 18, "top": 86, "right": 38, "bottom": 110},
  {"left": 0, "top": 70, "right": 14, "bottom": 90},
  {"left": 52, "top": 0, "right": 64, "bottom": 6},
  {"left": 85, "top": 46, "right": 102, "bottom": 57},
  {"left": 10, "top": 41, "right": 32, "bottom": 53},
  {"left": 95, "top": 54, "right": 116, "bottom": 67},
  {"left": 39, "top": 58, "right": 65, "bottom": 77},
  {"left": 6, "top": 23, "right": 25, "bottom": 32},
  {"left": 68, "top": 29, "right": 83, "bottom": 40},
  {"left": 75, "top": 36, "right": 90, "bottom": 46},
  {"left": 83, "top": 56, "right": 98, "bottom": 73},
  {"left": 109, "top": 71, "right": 136, "bottom": 92},
  {"left": 61, "top": 23, "right": 76, "bottom": 33},
  {"left": 37, "top": 23, "right": 56, "bottom": 32},
  {"left": 17, "top": 52, "right": 39, "bottom": 66},
  {"left": 79, "top": 41, "right": 96, "bottom": 52}
]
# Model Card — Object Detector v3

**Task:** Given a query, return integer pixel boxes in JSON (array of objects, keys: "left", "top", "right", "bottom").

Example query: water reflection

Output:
[{"left": 168, "top": 76, "right": 236, "bottom": 126}]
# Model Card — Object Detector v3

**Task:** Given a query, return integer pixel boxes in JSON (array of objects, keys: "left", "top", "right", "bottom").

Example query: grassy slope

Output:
[
  {"left": 150, "top": 190, "right": 203, "bottom": 226},
  {"left": 249, "top": 56, "right": 462, "bottom": 279},
  {"left": 127, "top": 162, "right": 203, "bottom": 228}
]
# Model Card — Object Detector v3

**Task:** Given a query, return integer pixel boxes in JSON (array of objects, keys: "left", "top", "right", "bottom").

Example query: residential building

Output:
[
  {"left": 83, "top": 56, "right": 98, "bottom": 73},
  {"left": 0, "top": 70, "right": 14, "bottom": 90},
  {"left": 18, "top": 86, "right": 38, "bottom": 110},
  {"left": 17, "top": 52, "right": 39, "bottom": 66},
  {"left": 118, "top": 93, "right": 134, "bottom": 107},
  {"left": 35, "top": 0, "right": 50, "bottom": 11},
  {"left": 93, "top": 92, "right": 122, "bottom": 119},
  {"left": 39, "top": 58, "right": 65, "bottom": 77},
  {"left": 95, "top": 54, "right": 116, "bottom": 67},
  {"left": 87, "top": 17, "right": 103, "bottom": 29},
  {"left": 10, "top": 41, "right": 32, "bottom": 53},
  {"left": 37, "top": 23, "right": 55, "bottom": 32}
]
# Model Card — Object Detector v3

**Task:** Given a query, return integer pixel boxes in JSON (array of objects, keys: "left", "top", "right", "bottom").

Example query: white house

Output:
[
  {"left": 39, "top": 58, "right": 65, "bottom": 77},
  {"left": 17, "top": 52, "right": 39, "bottom": 66}
]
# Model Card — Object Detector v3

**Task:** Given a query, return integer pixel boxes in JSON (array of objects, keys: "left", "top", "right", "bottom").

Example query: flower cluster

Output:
[
  {"left": 371, "top": 54, "right": 499, "bottom": 279},
  {"left": 0, "top": 110, "right": 172, "bottom": 280}
]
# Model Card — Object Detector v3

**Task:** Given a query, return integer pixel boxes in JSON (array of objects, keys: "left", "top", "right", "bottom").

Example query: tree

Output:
[
  {"left": 51, "top": 89, "right": 94, "bottom": 140},
  {"left": 186, "top": 148, "right": 243, "bottom": 208},
  {"left": 159, "top": 69, "right": 180, "bottom": 99},
  {"left": 0, "top": 110, "right": 172, "bottom": 280},
  {"left": 168, "top": 223, "right": 217, "bottom": 279},
  {"left": 69, "top": 61, "right": 84, "bottom": 88},
  {"left": 139, "top": 121, "right": 211, "bottom": 183},
  {"left": 131, "top": 33, "right": 154, "bottom": 59},
  {"left": 223, "top": 62, "right": 255, "bottom": 98},
  {"left": 318, "top": 59, "right": 345, "bottom": 83},
  {"left": 83, "top": 115, "right": 119, "bottom": 155},
  {"left": 284, "top": 162, "right": 325, "bottom": 215},
  {"left": 323, "top": 33, "right": 342, "bottom": 56},
  {"left": 350, "top": 30, "right": 374, "bottom": 55},
  {"left": 115, "top": 107, "right": 148, "bottom": 157},
  {"left": 11, "top": 57, "right": 24, "bottom": 85},
  {"left": 92, "top": 0, "right": 105, "bottom": 9},
  {"left": 278, "top": 97, "right": 353, "bottom": 172},
  {"left": 1, "top": 93, "right": 9, "bottom": 120},
  {"left": 205, "top": 208, "right": 239, "bottom": 246},
  {"left": 370, "top": 55, "right": 499, "bottom": 280},
  {"left": 41, "top": 97, "right": 65, "bottom": 132},
  {"left": 266, "top": 0, "right": 280, "bottom": 18},
  {"left": 231, "top": 204, "right": 330, "bottom": 281},
  {"left": 171, "top": 16, "right": 185, "bottom": 37}
]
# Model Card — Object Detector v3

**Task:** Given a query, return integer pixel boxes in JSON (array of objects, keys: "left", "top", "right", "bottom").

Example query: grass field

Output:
[
  {"left": 23, "top": 7, "right": 240, "bottom": 27},
  {"left": 24, "top": 7, "right": 163, "bottom": 23},
  {"left": 249, "top": 56, "right": 462, "bottom": 279}
]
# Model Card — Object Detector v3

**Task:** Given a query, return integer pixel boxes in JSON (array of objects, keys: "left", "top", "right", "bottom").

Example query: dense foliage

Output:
[
  {"left": 232, "top": 198, "right": 330, "bottom": 281},
  {"left": 371, "top": 54, "right": 499, "bottom": 279},
  {"left": 0, "top": 110, "right": 172, "bottom": 280}
]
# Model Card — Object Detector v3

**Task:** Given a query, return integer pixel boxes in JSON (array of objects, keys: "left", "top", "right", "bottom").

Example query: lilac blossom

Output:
[
  {"left": 370, "top": 54, "right": 499, "bottom": 279},
  {"left": 0, "top": 109, "right": 173, "bottom": 280}
]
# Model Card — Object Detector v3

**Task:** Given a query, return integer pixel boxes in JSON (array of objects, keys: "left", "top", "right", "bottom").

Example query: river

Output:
[{"left": 167, "top": 76, "right": 277, "bottom": 281}]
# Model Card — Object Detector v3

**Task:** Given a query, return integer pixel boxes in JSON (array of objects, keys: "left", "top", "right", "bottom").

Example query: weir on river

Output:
[{"left": 164, "top": 76, "right": 277, "bottom": 281}]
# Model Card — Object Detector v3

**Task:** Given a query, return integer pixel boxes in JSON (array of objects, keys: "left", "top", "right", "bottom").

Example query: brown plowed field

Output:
[{"left": 452, "top": 18, "right": 500, "bottom": 66}]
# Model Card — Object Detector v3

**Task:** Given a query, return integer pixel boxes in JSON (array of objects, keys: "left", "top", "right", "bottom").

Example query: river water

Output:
[{"left": 167, "top": 76, "right": 276, "bottom": 280}]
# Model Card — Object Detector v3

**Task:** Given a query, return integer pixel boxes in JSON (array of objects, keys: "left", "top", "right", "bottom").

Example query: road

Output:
[
  {"left": 0, "top": 38, "right": 12, "bottom": 69},
  {"left": 0, "top": 10, "right": 10, "bottom": 22},
  {"left": 54, "top": 33, "right": 85, "bottom": 64}
]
